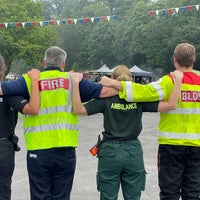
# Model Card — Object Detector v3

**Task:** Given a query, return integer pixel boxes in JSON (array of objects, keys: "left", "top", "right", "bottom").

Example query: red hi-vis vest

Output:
[
  {"left": 158, "top": 70, "right": 200, "bottom": 146},
  {"left": 119, "top": 70, "right": 200, "bottom": 147},
  {"left": 23, "top": 70, "right": 78, "bottom": 151}
]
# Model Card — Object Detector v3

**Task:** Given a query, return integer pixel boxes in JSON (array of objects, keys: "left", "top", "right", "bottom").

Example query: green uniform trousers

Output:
[{"left": 97, "top": 138, "right": 146, "bottom": 200}]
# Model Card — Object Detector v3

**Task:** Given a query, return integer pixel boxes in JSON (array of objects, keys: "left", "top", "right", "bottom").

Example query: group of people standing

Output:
[{"left": 0, "top": 42, "right": 199, "bottom": 200}]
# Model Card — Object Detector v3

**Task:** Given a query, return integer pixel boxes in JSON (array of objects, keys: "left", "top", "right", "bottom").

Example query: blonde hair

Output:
[{"left": 111, "top": 65, "right": 132, "bottom": 81}]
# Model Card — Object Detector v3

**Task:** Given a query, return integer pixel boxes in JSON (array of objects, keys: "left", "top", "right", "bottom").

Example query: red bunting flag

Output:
[
  {"left": 16, "top": 22, "right": 20, "bottom": 27},
  {"left": 0, "top": 15, "right": 117, "bottom": 29},
  {"left": 50, "top": 20, "right": 55, "bottom": 26},
  {"left": 148, "top": 4, "right": 200, "bottom": 17},
  {"left": 188, "top": 5, "right": 193, "bottom": 11},
  {"left": 68, "top": 19, "right": 72, "bottom": 24},
  {"left": 33, "top": 21, "right": 37, "bottom": 27},
  {"left": 149, "top": 10, "right": 154, "bottom": 16},
  {"left": 102, "top": 16, "right": 106, "bottom": 22},
  {"left": 85, "top": 18, "right": 89, "bottom": 23},
  {"left": 168, "top": 8, "right": 173, "bottom": 14}
]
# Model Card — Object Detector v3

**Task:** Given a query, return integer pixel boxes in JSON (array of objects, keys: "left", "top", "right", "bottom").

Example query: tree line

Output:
[{"left": 0, "top": 0, "right": 200, "bottom": 79}]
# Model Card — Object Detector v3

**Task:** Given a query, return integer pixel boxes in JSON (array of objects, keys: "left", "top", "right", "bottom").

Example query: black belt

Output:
[
  {"left": 104, "top": 138, "right": 136, "bottom": 143},
  {"left": 0, "top": 136, "right": 10, "bottom": 141}
]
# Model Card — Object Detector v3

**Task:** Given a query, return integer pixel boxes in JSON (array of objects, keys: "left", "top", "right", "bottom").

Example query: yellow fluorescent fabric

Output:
[{"left": 23, "top": 70, "right": 78, "bottom": 150}]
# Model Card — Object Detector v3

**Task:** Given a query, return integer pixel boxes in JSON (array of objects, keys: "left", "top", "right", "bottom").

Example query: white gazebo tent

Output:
[
  {"left": 88, "top": 64, "right": 112, "bottom": 82},
  {"left": 129, "top": 65, "right": 152, "bottom": 84},
  {"left": 94, "top": 64, "right": 112, "bottom": 73}
]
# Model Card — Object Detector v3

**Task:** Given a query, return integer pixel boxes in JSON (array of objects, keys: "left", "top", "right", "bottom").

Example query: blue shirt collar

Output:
[{"left": 43, "top": 67, "right": 62, "bottom": 72}]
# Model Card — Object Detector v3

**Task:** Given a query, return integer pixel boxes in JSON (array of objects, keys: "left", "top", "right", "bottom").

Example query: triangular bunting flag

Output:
[
  {"left": 149, "top": 10, "right": 154, "bottom": 16},
  {"left": 149, "top": 4, "right": 199, "bottom": 17},
  {"left": 68, "top": 19, "right": 72, "bottom": 24},
  {"left": 33, "top": 21, "right": 37, "bottom": 27},
  {"left": 175, "top": 8, "right": 179, "bottom": 13},
  {"left": 188, "top": 5, "right": 193, "bottom": 11},
  {"left": 85, "top": 18, "right": 89, "bottom": 23},
  {"left": 155, "top": 10, "right": 159, "bottom": 16},
  {"left": 0, "top": 15, "right": 117, "bottom": 30},
  {"left": 90, "top": 17, "right": 94, "bottom": 23},
  {"left": 113, "top": 15, "right": 117, "bottom": 20},
  {"left": 16, "top": 22, "right": 21, "bottom": 27},
  {"left": 56, "top": 20, "right": 60, "bottom": 25},
  {"left": 102, "top": 16, "right": 106, "bottom": 22}
]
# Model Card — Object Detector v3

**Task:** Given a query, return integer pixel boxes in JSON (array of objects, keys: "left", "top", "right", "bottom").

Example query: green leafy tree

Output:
[
  {"left": 55, "top": 0, "right": 200, "bottom": 74},
  {"left": 40, "top": 0, "right": 67, "bottom": 20},
  {"left": 0, "top": 0, "right": 56, "bottom": 74}
]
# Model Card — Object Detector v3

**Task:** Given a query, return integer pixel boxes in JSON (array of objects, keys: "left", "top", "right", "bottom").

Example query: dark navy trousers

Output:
[
  {"left": 27, "top": 147, "right": 76, "bottom": 200},
  {"left": 0, "top": 139, "right": 15, "bottom": 200}
]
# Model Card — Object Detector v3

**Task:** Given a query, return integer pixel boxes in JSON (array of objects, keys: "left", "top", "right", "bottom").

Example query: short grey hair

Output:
[{"left": 44, "top": 46, "right": 67, "bottom": 67}]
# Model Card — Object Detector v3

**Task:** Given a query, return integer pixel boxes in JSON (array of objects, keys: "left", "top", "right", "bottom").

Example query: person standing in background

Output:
[{"left": 0, "top": 54, "right": 40, "bottom": 200}]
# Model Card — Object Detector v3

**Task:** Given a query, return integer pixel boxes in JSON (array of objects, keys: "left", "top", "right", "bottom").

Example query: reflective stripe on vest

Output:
[
  {"left": 166, "top": 108, "right": 200, "bottom": 115},
  {"left": 23, "top": 71, "right": 78, "bottom": 150},
  {"left": 159, "top": 131, "right": 200, "bottom": 140},
  {"left": 149, "top": 81, "right": 164, "bottom": 100},
  {"left": 124, "top": 81, "right": 133, "bottom": 102},
  {"left": 119, "top": 79, "right": 165, "bottom": 102},
  {"left": 158, "top": 71, "right": 200, "bottom": 146}
]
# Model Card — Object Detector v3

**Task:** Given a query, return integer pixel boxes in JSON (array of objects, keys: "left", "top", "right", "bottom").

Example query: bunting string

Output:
[
  {"left": 148, "top": 4, "right": 199, "bottom": 17},
  {"left": 0, "top": 15, "right": 118, "bottom": 29}
]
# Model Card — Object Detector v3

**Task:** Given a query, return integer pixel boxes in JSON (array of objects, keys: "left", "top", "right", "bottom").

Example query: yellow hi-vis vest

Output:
[
  {"left": 23, "top": 70, "right": 78, "bottom": 150},
  {"left": 119, "top": 70, "right": 200, "bottom": 147}
]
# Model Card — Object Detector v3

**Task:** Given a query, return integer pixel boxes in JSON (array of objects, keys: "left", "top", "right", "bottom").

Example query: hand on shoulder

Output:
[
  {"left": 70, "top": 72, "right": 83, "bottom": 84},
  {"left": 27, "top": 69, "right": 40, "bottom": 81},
  {"left": 170, "top": 70, "right": 183, "bottom": 81}
]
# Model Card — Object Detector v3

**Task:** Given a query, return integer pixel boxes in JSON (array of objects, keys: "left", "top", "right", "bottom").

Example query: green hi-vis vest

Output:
[
  {"left": 23, "top": 70, "right": 78, "bottom": 150},
  {"left": 119, "top": 70, "right": 200, "bottom": 147}
]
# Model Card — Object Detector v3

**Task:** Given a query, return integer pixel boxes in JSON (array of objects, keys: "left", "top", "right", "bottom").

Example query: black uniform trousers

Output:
[
  {"left": 0, "top": 139, "right": 15, "bottom": 200},
  {"left": 158, "top": 144, "right": 200, "bottom": 200},
  {"left": 27, "top": 147, "right": 76, "bottom": 200}
]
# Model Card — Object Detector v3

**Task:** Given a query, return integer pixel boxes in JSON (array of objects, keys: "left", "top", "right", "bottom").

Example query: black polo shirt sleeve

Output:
[
  {"left": 141, "top": 101, "right": 159, "bottom": 112},
  {"left": 7, "top": 96, "right": 28, "bottom": 114}
]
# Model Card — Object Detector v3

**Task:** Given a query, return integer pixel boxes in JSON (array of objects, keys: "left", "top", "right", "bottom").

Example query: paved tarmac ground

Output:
[{"left": 12, "top": 112, "right": 160, "bottom": 200}]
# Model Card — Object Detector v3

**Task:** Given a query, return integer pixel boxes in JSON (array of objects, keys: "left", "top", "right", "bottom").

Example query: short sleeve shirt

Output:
[
  {"left": 85, "top": 96, "right": 159, "bottom": 140},
  {"left": 0, "top": 96, "right": 28, "bottom": 137}
]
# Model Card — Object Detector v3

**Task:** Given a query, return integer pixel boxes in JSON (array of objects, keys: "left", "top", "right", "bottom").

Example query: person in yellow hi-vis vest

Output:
[
  {"left": 0, "top": 45, "right": 118, "bottom": 199},
  {"left": 99, "top": 43, "right": 200, "bottom": 200},
  {"left": 22, "top": 46, "right": 118, "bottom": 200}
]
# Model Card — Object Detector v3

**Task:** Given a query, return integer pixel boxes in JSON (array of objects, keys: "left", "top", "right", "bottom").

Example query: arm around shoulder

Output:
[
  {"left": 158, "top": 70, "right": 183, "bottom": 112},
  {"left": 22, "top": 69, "right": 40, "bottom": 115}
]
